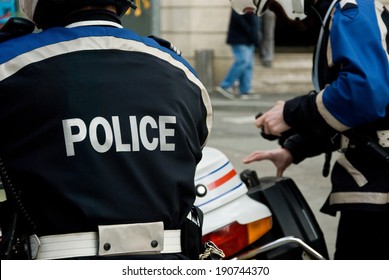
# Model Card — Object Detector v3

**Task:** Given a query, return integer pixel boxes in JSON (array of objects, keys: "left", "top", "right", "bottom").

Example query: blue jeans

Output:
[{"left": 220, "top": 44, "right": 255, "bottom": 94}]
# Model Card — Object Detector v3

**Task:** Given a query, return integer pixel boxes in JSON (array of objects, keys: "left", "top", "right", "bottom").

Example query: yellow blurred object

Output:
[
  {"left": 143, "top": 0, "right": 151, "bottom": 9},
  {"left": 125, "top": 0, "right": 151, "bottom": 17}
]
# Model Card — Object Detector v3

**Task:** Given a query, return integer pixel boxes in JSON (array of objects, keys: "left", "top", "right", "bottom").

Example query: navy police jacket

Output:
[
  {"left": 282, "top": 0, "right": 389, "bottom": 213},
  {"left": 0, "top": 12, "right": 212, "bottom": 235}
]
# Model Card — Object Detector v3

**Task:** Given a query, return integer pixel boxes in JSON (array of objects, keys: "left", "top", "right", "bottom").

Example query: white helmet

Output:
[
  {"left": 18, "top": 0, "right": 136, "bottom": 28},
  {"left": 230, "top": 0, "right": 269, "bottom": 16},
  {"left": 230, "top": 0, "right": 312, "bottom": 19}
]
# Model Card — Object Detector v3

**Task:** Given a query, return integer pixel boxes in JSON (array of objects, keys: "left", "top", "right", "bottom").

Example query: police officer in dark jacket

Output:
[
  {"left": 0, "top": 0, "right": 212, "bottom": 260},
  {"left": 232, "top": 0, "right": 389, "bottom": 259}
]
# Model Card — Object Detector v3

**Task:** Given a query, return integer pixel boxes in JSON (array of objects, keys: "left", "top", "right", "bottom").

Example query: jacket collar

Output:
[{"left": 63, "top": 9, "right": 122, "bottom": 28}]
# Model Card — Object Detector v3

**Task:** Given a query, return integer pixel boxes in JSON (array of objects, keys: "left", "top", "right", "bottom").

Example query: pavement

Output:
[{"left": 209, "top": 89, "right": 301, "bottom": 112}]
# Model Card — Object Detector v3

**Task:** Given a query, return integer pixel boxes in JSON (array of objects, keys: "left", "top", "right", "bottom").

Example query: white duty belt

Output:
[
  {"left": 29, "top": 222, "right": 181, "bottom": 260},
  {"left": 340, "top": 130, "right": 389, "bottom": 151}
]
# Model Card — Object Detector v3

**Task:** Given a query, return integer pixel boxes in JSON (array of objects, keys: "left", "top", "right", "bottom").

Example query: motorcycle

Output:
[{"left": 194, "top": 146, "right": 329, "bottom": 260}]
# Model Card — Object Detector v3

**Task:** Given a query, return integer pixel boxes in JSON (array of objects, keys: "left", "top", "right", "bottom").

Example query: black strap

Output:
[
  {"left": 180, "top": 206, "right": 203, "bottom": 259},
  {"left": 0, "top": 158, "right": 35, "bottom": 259}
]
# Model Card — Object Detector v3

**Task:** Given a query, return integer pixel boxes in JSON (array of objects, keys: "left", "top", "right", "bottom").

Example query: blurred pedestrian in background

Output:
[
  {"left": 216, "top": 9, "right": 260, "bottom": 99},
  {"left": 258, "top": 9, "right": 275, "bottom": 68}
]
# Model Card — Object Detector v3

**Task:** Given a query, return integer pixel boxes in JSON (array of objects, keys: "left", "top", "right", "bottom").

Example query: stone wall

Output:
[{"left": 160, "top": 0, "right": 231, "bottom": 84}]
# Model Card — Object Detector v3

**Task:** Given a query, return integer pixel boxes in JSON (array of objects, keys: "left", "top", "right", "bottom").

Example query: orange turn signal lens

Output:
[{"left": 202, "top": 216, "right": 272, "bottom": 258}]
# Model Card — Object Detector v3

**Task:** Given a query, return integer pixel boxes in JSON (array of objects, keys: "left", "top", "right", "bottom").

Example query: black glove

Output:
[{"left": 0, "top": 17, "right": 35, "bottom": 43}]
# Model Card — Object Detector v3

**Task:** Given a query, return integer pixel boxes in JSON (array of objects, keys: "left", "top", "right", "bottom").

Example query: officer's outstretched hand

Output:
[{"left": 243, "top": 148, "right": 293, "bottom": 177}]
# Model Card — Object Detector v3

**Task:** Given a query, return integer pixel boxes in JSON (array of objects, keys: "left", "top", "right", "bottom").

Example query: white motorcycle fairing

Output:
[{"left": 194, "top": 147, "right": 271, "bottom": 235}]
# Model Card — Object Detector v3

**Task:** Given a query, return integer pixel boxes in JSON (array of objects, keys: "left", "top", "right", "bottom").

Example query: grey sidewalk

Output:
[{"left": 210, "top": 90, "right": 301, "bottom": 113}]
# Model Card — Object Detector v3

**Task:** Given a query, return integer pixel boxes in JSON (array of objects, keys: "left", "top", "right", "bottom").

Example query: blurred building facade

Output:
[{"left": 3, "top": 0, "right": 389, "bottom": 90}]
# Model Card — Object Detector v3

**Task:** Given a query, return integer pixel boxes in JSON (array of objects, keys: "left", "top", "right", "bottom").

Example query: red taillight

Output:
[{"left": 202, "top": 217, "right": 272, "bottom": 258}]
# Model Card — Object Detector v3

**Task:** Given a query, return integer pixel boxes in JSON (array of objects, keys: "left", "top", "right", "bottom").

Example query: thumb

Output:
[{"left": 276, "top": 168, "right": 284, "bottom": 177}]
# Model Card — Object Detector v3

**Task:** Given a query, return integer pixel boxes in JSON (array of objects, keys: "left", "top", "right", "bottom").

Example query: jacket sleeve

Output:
[
  {"left": 316, "top": 0, "right": 389, "bottom": 131},
  {"left": 282, "top": 132, "right": 339, "bottom": 164}
]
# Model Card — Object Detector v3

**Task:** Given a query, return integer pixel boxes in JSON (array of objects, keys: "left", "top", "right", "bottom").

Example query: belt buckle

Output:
[
  {"left": 339, "top": 135, "right": 350, "bottom": 152},
  {"left": 29, "top": 234, "right": 41, "bottom": 259},
  {"left": 98, "top": 222, "right": 164, "bottom": 256},
  {"left": 377, "top": 130, "right": 389, "bottom": 147}
]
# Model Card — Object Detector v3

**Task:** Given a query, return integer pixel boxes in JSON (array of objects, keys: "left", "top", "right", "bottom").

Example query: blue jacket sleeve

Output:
[{"left": 316, "top": 0, "right": 389, "bottom": 131}]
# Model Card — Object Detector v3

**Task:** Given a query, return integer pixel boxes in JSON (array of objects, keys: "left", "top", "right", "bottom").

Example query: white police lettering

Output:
[
  {"left": 89, "top": 117, "right": 113, "bottom": 153},
  {"left": 159, "top": 116, "right": 176, "bottom": 151},
  {"left": 62, "top": 116, "right": 176, "bottom": 156},
  {"left": 139, "top": 116, "right": 158, "bottom": 151}
]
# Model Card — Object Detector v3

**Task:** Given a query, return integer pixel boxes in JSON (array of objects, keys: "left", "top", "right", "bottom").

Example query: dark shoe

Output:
[
  {"left": 216, "top": 86, "right": 236, "bottom": 99},
  {"left": 262, "top": 61, "right": 272, "bottom": 68}
]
